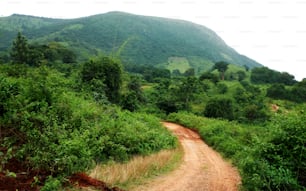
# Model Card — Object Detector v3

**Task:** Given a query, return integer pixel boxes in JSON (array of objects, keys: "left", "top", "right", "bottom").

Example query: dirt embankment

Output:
[{"left": 133, "top": 122, "right": 241, "bottom": 191}]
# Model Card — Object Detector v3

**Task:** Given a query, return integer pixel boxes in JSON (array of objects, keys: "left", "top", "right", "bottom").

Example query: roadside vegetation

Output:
[
  {"left": 89, "top": 147, "right": 182, "bottom": 190},
  {"left": 0, "top": 33, "right": 177, "bottom": 190},
  {"left": 167, "top": 110, "right": 305, "bottom": 191},
  {"left": 1, "top": 32, "right": 305, "bottom": 190}
]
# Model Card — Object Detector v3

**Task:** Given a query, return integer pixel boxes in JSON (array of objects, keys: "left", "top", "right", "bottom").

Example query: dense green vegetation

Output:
[
  {"left": 0, "top": 33, "right": 179, "bottom": 190},
  {"left": 0, "top": 12, "right": 261, "bottom": 74},
  {"left": 1, "top": 20, "right": 305, "bottom": 190},
  {"left": 0, "top": 65, "right": 177, "bottom": 190},
  {"left": 167, "top": 112, "right": 306, "bottom": 190},
  {"left": 251, "top": 67, "right": 296, "bottom": 85}
]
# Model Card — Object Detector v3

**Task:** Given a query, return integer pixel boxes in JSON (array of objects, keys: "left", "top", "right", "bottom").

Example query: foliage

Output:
[
  {"left": 8, "top": 32, "right": 77, "bottom": 68},
  {"left": 266, "top": 80, "right": 306, "bottom": 103},
  {"left": 167, "top": 112, "right": 306, "bottom": 190},
  {"left": 121, "top": 76, "right": 144, "bottom": 111},
  {"left": 216, "top": 82, "right": 228, "bottom": 94},
  {"left": 266, "top": 84, "right": 290, "bottom": 100},
  {"left": 237, "top": 70, "right": 247, "bottom": 81},
  {"left": 213, "top": 61, "right": 229, "bottom": 80},
  {"left": 251, "top": 67, "right": 296, "bottom": 85},
  {"left": 199, "top": 72, "right": 219, "bottom": 83},
  {"left": 177, "top": 77, "right": 201, "bottom": 109},
  {"left": 34, "top": 42, "right": 77, "bottom": 64},
  {"left": 125, "top": 63, "right": 170, "bottom": 82},
  {"left": 81, "top": 57, "right": 122, "bottom": 103},
  {"left": 0, "top": 65, "right": 176, "bottom": 189},
  {"left": 183, "top": 68, "right": 195, "bottom": 77},
  {"left": 291, "top": 79, "right": 306, "bottom": 102},
  {"left": 153, "top": 79, "right": 182, "bottom": 114},
  {"left": 204, "top": 97, "right": 234, "bottom": 120},
  {"left": 233, "top": 83, "right": 269, "bottom": 122},
  {"left": 0, "top": 12, "right": 261, "bottom": 69},
  {"left": 1, "top": 12, "right": 306, "bottom": 191},
  {"left": 10, "top": 32, "right": 30, "bottom": 65},
  {"left": 0, "top": 75, "right": 19, "bottom": 116}
]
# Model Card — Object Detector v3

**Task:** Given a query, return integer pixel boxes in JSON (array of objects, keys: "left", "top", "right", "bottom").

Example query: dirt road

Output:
[{"left": 133, "top": 122, "right": 241, "bottom": 191}]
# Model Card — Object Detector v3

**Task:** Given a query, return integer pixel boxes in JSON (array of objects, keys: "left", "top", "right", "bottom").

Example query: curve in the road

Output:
[{"left": 133, "top": 122, "right": 241, "bottom": 191}]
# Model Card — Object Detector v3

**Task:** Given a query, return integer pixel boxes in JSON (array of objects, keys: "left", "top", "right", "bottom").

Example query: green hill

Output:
[{"left": 0, "top": 12, "right": 261, "bottom": 72}]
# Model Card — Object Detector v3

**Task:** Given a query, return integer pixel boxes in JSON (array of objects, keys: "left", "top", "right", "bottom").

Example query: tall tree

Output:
[
  {"left": 177, "top": 77, "right": 199, "bottom": 110},
  {"left": 10, "top": 32, "right": 29, "bottom": 64},
  {"left": 121, "top": 76, "right": 144, "bottom": 111},
  {"left": 213, "top": 61, "right": 229, "bottom": 80},
  {"left": 81, "top": 57, "right": 122, "bottom": 103}
]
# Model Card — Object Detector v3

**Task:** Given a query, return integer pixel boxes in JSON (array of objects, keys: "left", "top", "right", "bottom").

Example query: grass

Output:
[
  {"left": 187, "top": 56, "right": 214, "bottom": 75},
  {"left": 166, "top": 57, "right": 190, "bottom": 73},
  {"left": 88, "top": 147, "right": 183, "bottom": 190}
]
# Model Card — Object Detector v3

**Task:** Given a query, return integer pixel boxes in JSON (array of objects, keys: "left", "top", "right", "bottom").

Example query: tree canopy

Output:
[
  {"left": 10, "top": 32, "right": 29, "bottom": 65},
  {"left": 251, "top": 67, "right": 296, "bottom": 85},
  {"left": 81, "top": 57, "right": 122, "bottom": 103},
  {"left": 213, "top": 61, "right": 229, "bottom": 80}
]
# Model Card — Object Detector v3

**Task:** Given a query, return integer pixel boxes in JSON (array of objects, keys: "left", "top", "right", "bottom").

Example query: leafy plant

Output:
[{"left": 167, "top": 112, "right": 306, "bottom": 190}]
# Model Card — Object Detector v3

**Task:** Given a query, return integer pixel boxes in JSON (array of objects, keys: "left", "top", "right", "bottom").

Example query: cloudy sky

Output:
[{"left": 1, "top": 0, "right": 305, "bottom": 80}]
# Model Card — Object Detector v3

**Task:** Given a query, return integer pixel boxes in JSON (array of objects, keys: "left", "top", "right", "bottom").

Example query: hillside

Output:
[{"left": 0, "top": 12, "right": 261, "bottom": 73}]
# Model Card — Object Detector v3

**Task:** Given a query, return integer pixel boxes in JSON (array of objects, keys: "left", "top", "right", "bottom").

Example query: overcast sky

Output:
[{"left": 1, "top": 0, "right": 305, "bottom": 80}]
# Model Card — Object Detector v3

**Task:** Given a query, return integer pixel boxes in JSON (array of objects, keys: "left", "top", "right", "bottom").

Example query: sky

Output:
[{"left": 1, "top": 0, "right": 305, "bottom": 80}]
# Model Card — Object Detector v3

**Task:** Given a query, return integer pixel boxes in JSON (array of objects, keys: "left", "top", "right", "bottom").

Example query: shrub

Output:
[
  {"left": 204, "top": 97, "right": 234, "bottom": 120},
  {"left": 0, "top": 66, "right": 177, "bottom": 189},
  {"left": 167, "top": 112, "right": 306, "bottom": 190}
]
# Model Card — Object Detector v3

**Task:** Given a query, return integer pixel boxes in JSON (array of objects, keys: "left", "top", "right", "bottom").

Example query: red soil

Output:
[
  {"left": 0, "top": 158, "right": 124, "bottom": 191},
  {"left": 69, "top": 172, "right": 124, "bottom": 191},
  {"left": 0, "top": 158, "right": 46, "bottom": 191}
]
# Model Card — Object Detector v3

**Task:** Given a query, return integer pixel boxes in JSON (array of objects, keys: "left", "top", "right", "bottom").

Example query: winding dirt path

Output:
[{"left": 133, "top": 122, "right": 241, "bottom": 191}]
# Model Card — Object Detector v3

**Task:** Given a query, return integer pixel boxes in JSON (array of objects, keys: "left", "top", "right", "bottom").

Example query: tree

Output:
[
  {"left": 184, "top": 68, "right": 195, "bottom": 77},
  {"left": 172, "top": 69, "right": 182, "bottom": 77},
  {"left": 177, "top": 77, "right": 199, "bottom": 109},
  {"left": 0, "top": 76, "right": 19, "bottom": 116},
  {"left": 152, "top": 79, "right": 182, "bottom": 114},
  {"left": 60, "top": 48, "right": 76, "bottom": 63},
  {"left": 251, "top": 67, "right": 296, "bottom": 85},
  {"left": 81, "top": 57, "right": 122, "bottom": 103},
  {"left": 121, "top": 76, "right": 144, "bottom": 111},
  {"left": 291, "top": 79, "right": 306, "bottom": 102},
  {"left": 204, "top": 97, "right": 234, "bottom": 120},
  {"left": 213, "top": 61, "right": 229, "bottom": 80},
  {"left": 237, "top": 71, "right": 247, "bottom": 81},
  {"left": 10, "top": 32, "right": 29, "bottom": 64},
  {"left": 279, "top": 72, "right": 296, "bottom": 85},
  {"left": 244, "top": 64, "right": 250, "bottom": 71},
  {"left": 27, "top": 44, "right": 44, "bottom": 66},
  {"left": 199, "top": 72, "right": 219, "bottom": 83},
  {"left": 217, "top": 82, "right": 228, "bottom": 94},
  {"left": 266, "top": 84, "right": 289, "bottom": 100},
  {"left": 121, "top": 92, "right": 139, "bottom": 112},
  {"left": 0, "top": 52, "right": 9, "bottom": 63}
]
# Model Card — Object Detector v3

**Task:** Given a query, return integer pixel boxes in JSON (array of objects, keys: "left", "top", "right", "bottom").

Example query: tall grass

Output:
[{"left": 90, "top": 147, "right": 182, "bottom": 189}]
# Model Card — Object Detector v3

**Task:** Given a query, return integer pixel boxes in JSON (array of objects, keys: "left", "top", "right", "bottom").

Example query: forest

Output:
[{"left": 0, "top": 32, "right": 305, "bottom": 190}]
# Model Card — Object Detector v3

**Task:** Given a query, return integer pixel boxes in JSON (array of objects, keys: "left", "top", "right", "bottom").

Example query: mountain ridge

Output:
[{"left": 0, "top": 11, "right": 262, "bottom": 73}]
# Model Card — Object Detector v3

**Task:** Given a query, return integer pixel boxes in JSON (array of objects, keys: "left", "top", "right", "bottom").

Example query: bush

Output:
[
  {"left": 204, "top": 97, "right": 234, "bottom": 120},
  {"left": 167, "top": 112, "right": 306, "bottom": 190},
  {"left": 0, "top": 66, "right": 177, "bottom": 189},
  {"left": 266, "top": 84, "right": 290, "bottom": 100}
]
